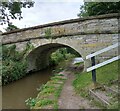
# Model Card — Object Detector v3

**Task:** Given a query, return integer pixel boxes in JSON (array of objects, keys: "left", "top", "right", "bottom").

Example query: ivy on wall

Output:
[{"left": 45, "top": 28, "right": 52, "bottom": 39}]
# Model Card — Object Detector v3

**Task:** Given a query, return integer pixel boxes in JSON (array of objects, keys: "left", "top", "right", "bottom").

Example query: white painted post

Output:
[
  {"left": 87, "top": 55, "right": 120, "bottom": 72},
  {"left": 86, "top": 43, "right": 119, "bottom": 86}
]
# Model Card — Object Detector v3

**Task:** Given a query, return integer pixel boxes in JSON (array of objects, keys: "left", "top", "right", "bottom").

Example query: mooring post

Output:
[{"left": 91, "top": 56, "right": 96, "bottom": 83}]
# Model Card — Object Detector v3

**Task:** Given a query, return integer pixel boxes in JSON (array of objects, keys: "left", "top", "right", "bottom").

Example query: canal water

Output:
[{"left": 2, "top": 68, "right": 53, "bottom": 109}]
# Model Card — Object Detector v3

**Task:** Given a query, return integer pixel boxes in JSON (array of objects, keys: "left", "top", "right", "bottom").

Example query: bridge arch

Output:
[
  {"left": 26, "top": 42, "right": 84, "bottom": 72},
  {"left": 2, "top": 13, "right": 119, "bottom": 72}
]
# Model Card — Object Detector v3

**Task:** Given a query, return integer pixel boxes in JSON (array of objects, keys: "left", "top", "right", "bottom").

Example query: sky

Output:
[{"left": 0, "top": 0, "right": 84, "bottom": 32}]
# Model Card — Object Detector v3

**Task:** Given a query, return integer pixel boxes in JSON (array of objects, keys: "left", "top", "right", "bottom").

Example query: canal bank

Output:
[
  {"left": 2, "top": 68, "right": 53, "bottom": 109},
  {"left": 25, "top": 59, "right": 86, "bottom": 109},
  {"left": 2, "top": 58, "right": 84, "bottom": 109},
  {"left": 25, "top": 70, "right": 67, "bottom": 109},
  {"left": 24, "top": 67, "right": 98, "bottom": 109}
]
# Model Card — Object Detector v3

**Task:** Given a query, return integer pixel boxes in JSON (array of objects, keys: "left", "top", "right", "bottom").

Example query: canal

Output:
[
  {"left": 2, "top": 68, "right": 53, "bottom": 109},
  {"left": 2, "top": 57, "right": 82, "bottom": 109}
]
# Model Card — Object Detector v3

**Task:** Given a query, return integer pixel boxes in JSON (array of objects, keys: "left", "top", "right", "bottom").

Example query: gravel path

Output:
[{"left": 58, "top": 71, "right": 98, "bottom": 109}]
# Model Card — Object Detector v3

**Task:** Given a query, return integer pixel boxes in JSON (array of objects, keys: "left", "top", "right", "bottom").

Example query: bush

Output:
[
  {"left": 2, "top": 44, "right": 32, "bottom": 85},
  {"left": 49, "top": 48, "right": 76, "bottom": 66}
]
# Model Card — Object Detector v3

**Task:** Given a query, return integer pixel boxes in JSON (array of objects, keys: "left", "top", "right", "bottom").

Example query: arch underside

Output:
[{"left": 26, "top": 43, "right": 82, "bottom": 72}]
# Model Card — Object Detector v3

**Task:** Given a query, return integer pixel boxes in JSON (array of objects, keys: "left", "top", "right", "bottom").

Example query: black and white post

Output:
[{"left": 91, "top": 56, "right": 96, "bottom": 83}]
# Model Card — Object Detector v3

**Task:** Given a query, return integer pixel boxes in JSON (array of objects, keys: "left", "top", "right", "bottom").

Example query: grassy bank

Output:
[
  {"left": 25, "top": 53, "right": 75, "bottom": 109},
  {"left": 73, "top": 60, "right": 119, "bottom": 108},
  {"left": 25, "top": 72, "right": 66, "bottom": 109}
]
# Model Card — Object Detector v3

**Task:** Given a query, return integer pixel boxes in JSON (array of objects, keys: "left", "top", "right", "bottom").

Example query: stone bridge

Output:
[{"left": 1, "top": 13, "right": 119, "bottom": 72}]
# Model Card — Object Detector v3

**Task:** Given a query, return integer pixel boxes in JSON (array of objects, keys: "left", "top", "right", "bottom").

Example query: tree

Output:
[
  {"left": 5, "top": 23, "right": 19, "bottom": 31},
  {"left": 0, "top": 0, "right": 34, "bottom": 25},
  {"left": 78, "top": 2, "right": 120, "bottom": 17}
]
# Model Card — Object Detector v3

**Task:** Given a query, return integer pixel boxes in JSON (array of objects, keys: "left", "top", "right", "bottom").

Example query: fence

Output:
[{"left": 86, "top": 43, "right": 120, "bottom": 83}]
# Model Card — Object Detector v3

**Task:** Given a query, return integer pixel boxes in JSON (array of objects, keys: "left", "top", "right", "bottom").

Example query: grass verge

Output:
[
  {"left": 25, "top": 72, "right": 66, "bottom": 109},
  {"left": 73, "top": 60, "right": 119, "bottom": 108},
  {"left": 73, "top": 60, "right": 120, "bottom": 109},
  {"left": 73, "top": 60, "right": 119, "bottom": 95}
]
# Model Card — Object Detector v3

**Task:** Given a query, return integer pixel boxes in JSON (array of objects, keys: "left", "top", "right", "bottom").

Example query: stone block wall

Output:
[{"left": 1, "top": 13, "right": 119, "bottom": 72}]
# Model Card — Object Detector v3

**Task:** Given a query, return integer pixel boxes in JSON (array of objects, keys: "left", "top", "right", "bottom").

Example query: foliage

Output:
[
  {"left": 2, "top": 43, "right": 33, "bottom": 85},
  {"left": 5, "top": 23, "right": 19, "bottom": 31},
  {"left": 107, "top": 101, "right": 118, "bottom": 109},
  {"left": 78, "top": 2, "right": 120, "bottom": 17},
  {"left": 51, "top": 76, "right": 66, "bottom": 81},
  {"left": 40, "top": 86, "right": 55, "bottom": 95},
  {"left": 54, "top": 85, "right": 63, "bottom": 99},
  {"left": 23, "top": 41, "right": 34, "bottom": 57},
  {"left": 2, "top": 60, "right": 27, "bottom": 84},
  {"left": 25, "top": 97, "right": 37, "bottom": 107},
  {"left": 45, "top": 28, "right": 52, "bottom": 39},
  {"left": 49, "top": 48, "right": 76, "bottom": 66},
  {"left": 0, "top": 0, "right": 34, "bottom": 25},
  {"left": 35, "top": 99, "right": 54, "bottom": 107}
]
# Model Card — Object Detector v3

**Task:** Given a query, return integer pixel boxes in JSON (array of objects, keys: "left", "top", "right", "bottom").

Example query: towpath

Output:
[{"left": 58, "top": 70, "right": 98, "bottom": 109}]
